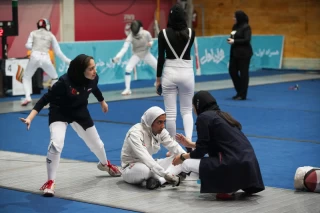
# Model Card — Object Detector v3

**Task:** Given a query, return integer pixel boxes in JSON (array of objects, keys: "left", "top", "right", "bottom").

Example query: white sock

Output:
[
  {"left": 125, "top": 73, "right": 131, "bottom": 90},
  {"left": 46, "top": 147, "right": 61, "bottom": 180},
  {"left": 22, "top": 77, "right": 32, "bottom": 101}
]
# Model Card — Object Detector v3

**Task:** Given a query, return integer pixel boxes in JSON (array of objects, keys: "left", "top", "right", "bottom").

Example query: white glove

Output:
[
  {"left": 164, "top": 173, "right": 180, "bottom": 187},
  {"left": 112, "top": 57, "right": 120, "bottom": 63}
]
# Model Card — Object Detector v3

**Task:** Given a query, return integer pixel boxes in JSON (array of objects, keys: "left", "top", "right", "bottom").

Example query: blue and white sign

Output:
[{"left": 55, "top": 35, "right": 284, "bottom": 85}]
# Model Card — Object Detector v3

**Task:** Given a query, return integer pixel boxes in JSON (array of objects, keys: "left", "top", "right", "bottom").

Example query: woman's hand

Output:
[
  {"left": 172, "top": 155, "right": 183, "bottom": 166},
  {"left": 20, "top": 117, "right": 31, "bottom": 130},
  {"left": 176, "top": 133, "right": 193, "bottom": 148},
  {"left": 100, "top": 101, "right": 109, "bottom": 113},
  {"left": 19, "top": 110, "right": 38, "bottom": 130},
  {"left": 155, "top": 78, "right": 161, "bottom": 95},
  {"left": 227, "top": 38, "right": 234, "bottom": 44}
]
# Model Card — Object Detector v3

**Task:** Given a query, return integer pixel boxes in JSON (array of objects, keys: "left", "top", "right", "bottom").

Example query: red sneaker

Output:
[
  {"left": 97, "top": 160, "right": 122, "bottom": 177},
  {"left": 40, "top": 180, "right": 55, "bottom": 197},
  {"left": 216, "top": 193, "right": 235, "bottom": 200}
]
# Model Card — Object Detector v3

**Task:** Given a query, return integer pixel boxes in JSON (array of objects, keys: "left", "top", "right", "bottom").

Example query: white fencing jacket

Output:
[
  {"left": 25, "top": 28, "right": 71, "bottom": 64},
  {"left": 121, "top": 107, "right": 185, "bottom": 177},
  {"left": 115, "top": 27, "right": 153, "bottom": 59}
]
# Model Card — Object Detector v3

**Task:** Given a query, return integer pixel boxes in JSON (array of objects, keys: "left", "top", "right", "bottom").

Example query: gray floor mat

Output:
[{"left": 0, "top": 151, "right": 319, "bottom": 213}]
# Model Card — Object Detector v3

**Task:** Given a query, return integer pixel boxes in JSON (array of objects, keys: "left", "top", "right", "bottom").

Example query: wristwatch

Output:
[{"left": 180, "top": 153, "right": 186, "bottom": 161}]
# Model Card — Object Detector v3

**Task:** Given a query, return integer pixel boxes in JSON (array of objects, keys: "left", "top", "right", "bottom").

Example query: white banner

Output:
[
  {"left": 5, "top": 59, "right": 32, "bottom": 96},
  {"left": 5, "top": 59, "right": 28, "bottom": 76}
]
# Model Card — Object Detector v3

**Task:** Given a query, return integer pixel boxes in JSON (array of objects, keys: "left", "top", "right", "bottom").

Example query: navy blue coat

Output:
[
  {"left": 33, "top": 74, "right": 104, "bottom": 130},
  {"left": 190, "top": 110, "right": 265, "bottom": 193}
]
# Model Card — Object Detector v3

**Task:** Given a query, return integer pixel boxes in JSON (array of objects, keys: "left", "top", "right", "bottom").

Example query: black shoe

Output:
[
  {"left": 234, "top": 96, "right": 246, "bottom": 100},
  {"left": 177, "top": 172, "right": 188, "bottom": 181},
  {"left": 146, "top": 177, "right": 161, "bottom": 190},
  {"left": 232, "top": 95, "right": 239, "bottom": 100}
]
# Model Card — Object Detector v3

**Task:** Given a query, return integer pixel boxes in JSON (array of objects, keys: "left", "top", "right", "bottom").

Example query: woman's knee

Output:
[
  {"left": 48, "top": 139, "right": 64, "bottom": 154},
  {"left": 122, "top": 163, "right": 151, "bottom": 184},
  {"left": 165, "top": 111, "right": 177, "bottom": 121},
  {"left": 180, "top": 106, "right": 192, "bottom": 117},
  {"left": 49, "top": 122, "right": 67, "bottom": 153},
  {"left": 182, "top": 159, "right": 200, "bottom": 174}
]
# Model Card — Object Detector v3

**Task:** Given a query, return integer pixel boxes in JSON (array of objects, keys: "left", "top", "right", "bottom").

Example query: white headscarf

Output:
[{"left": 141, "top": 106, "right": 165, "bottom": 131}]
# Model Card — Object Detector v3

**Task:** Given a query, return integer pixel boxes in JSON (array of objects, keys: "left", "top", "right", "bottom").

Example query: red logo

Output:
[{"left": 71, "top": 88, "right": 78, "bottom": 95}]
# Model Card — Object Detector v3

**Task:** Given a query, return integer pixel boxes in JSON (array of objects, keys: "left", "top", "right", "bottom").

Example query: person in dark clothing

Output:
[
  {"left": 156, "top": 3, "right": 195, "bottom": 153},
  {"left": 227, "top": 10, "right": 253, "bottom": 100},
  {"left": 19, "top": 54, "right": 122, "bottom": 197},
  {"left": 172, "top": 91, "right": 265, "bottom": 199}
]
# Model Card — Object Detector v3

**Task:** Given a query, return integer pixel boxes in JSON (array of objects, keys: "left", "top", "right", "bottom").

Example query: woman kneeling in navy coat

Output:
[{"left": 172, "top": 90, "right": 264, "bottom": 199}]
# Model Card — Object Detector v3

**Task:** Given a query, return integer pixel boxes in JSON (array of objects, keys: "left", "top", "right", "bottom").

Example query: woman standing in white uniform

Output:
[
  {"left": 22, "top": 18, "right": 71, "bottom": 106},
  {"left": 113, "top": 20, "right": 157, "bottom": 95},
  {"left": 156, "top": 4, "right": 195, "bottom": 152}
]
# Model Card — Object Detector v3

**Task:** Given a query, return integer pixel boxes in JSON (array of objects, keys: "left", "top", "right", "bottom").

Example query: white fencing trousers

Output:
[
  {"left": 46, "top": 121, "right": 108, "bottom": 180},
  {"left": 23, "top": 51, "right": 58, "bottom": 101},
  {"left": 181, "top": 159, "right": 201, "bottom": 179},
  {"left": 122, "top": 156, "right": 182, "bottom": 185},
  {"left": 124, "top": 52, "right": 157, "bottom": 90},
  {"left": 162, "top": 60, "right": 195, "bottom": 140},
  {"left": 162, "top": 28, "right": 194, "bottom": 140}
]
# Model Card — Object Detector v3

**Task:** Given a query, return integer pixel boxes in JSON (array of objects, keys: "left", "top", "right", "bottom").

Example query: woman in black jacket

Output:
[
  {"left": 172, "top": 91, "right": 264, "bottom": 199},
  {"left": 227, "top": 10, "right": 253, "bottom": 100},
  {"left": 20, "top": 54, "right": 121, "bottom": 197}
]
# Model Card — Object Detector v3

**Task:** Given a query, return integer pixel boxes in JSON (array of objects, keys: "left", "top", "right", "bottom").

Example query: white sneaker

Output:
[
  {"left": 121, "top": 89, "right": 132, "bottom": 95},
  {"left": 97, "top": 160, "right": 122, "bottom": 177},
  {"left": 40, "top": 180, "right": 55, "bottom": 197},
  {"left": 21, "top": 98, "right": 31, "bottom": 106}
]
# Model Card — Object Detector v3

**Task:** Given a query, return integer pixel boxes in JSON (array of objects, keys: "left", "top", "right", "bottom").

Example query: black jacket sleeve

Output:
[
  {"left": 234, "top": 25, "right": 252, "bottom": 45},
  {"left": 33, "top": 80, "right": 66, "bottom": 113},
  {"left": 157, "top": 30, "right": 166, "bottom": 78},
  {"left": 190, "top": 115, "right": 210, "bottom": 159},
  {"left": 91, "top": 75, "right": 104, "bottom": 102}
]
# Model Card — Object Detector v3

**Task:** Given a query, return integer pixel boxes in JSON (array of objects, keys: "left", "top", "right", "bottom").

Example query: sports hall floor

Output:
[{"left": 0, "top": 69, "right": 319, "bottom": 213}]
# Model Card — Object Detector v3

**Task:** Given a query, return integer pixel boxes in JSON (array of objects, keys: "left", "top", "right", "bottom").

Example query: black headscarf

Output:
[
  {"left": 192, "top": 91, "right": 220, "bottom": 115},
  {"left": 234, "top": 10, "right": 249, "bottom": 27},
  {"left": 67, "top": 54, "right": 91, "bottom": 87},
  {"left": 167, "top": 3, "right": 187, "bottom": 31}
]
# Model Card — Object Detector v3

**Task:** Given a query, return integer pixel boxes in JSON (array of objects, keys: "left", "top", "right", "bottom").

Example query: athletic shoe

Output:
[
  {"left": 97, "top": 160, "right": 122, "bottom": 177},
  {"left": 40, "top": 180, "right": 55, "bottom": 197},
  {"left": 121, "top": 89, "right": 132, "bottom": 95}
]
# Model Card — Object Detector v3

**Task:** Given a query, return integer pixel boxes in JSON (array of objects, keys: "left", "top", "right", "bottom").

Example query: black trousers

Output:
[{"left": 228, "top": 57, "right": 251, "bottom": 99}]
